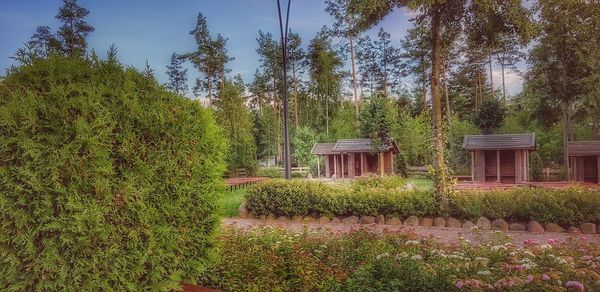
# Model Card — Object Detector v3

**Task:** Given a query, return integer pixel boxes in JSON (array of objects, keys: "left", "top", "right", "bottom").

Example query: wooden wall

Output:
[{"left": 472, "top": 149, "right": 530, "bottom": 183}]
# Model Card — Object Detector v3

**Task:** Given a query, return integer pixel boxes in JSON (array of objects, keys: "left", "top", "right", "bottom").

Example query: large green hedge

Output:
[
  {"left": 245, "top": 180, "right": 600, "bottom": 225},
  {"left": 245, "top": 180, "right": 440, "bottom": 218},
  {"left": 0, "top": 57, "right": 227, "bottom": 290}
]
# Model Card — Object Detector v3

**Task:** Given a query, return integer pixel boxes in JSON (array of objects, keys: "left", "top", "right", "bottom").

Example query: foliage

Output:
[
  {"left": 165, "top": 52, "right": 188, "bottom": 95},
  {"left": 246, "top": 180, "right": 600, "bottom": 226},
  {"left": 256, "top": 168, "right": 308, "bottom": 179},
  {"left": 449, "top": 188, "right": 600, "bottom": 226},
  {"left": 0, "top": 57, "right": 227, "bottom": 290},
  {"left": 352, "top": 175, "right": 407, "bottom": 190},
  {"left": 219, "top": 189, "right": 247, "bottom": 218},
  {"left": 397, "top": 112, "right": 431, "bottom": 167},
  {"left": 253, "top": 107, "right": 278, "bottom": 162},
  {"left": 448, "top": 115, "right": 480, "bottom": 174},
  {"left": 472, "top": 98, "right": 506, "bottom": 134},
  {"left": 329, "top": 101, "right": 359, "bottom": 141},
  {"left": 359, "top": 93, "right": 394, "bottom": 152},
  {"left": 202, "top": 227, "right": 600, "bottom": 291},
  {"left": 215, "top": 81, "right": 257, "bottom": 173},
  {"left": 245, "top": 180, "right": 440, "bottom": 218},
  {"left": 292, "top": 126, "right": 318, "bottom": 167}
]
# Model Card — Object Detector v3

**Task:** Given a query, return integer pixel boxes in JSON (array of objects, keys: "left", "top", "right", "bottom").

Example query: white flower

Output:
[
  {"left": 395, "top": 252, "right": 409, "bottom": 260},
  {"left": 491, "top": 245, "right": 508, "bottom": 252},
  {"left": 405, "top": 240, "right": 420, "bottom": 245},
  {"left": 411, "top": 255, "right": 423, "bottom": 260},
  {"left": 448, "top": 255, "right": 464, "bottom": 260},
  {"left": 376, "top": 253, "right": 390, "bottom": 260},
  {"left": 477, "top": 270, "right": 492, "bottom": 276},
  {"left": 540, "top": 244, "right": 552, "bottom": 250},
  {"left": 523, "top": 251, "right": 535, "bottom": 257}
]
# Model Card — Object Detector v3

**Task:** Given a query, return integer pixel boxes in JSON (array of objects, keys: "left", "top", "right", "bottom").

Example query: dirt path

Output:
[{"left": 222, "top": 218, "right": 600, "bottom": 248}]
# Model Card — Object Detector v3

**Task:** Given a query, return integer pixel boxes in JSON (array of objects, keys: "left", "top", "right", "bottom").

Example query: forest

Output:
[{"left": 7, "top": 0, "right": 600, "bottom": 188}]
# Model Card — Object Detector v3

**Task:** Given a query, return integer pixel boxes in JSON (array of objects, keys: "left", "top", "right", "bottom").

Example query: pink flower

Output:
[
  {"left": 542, "top": 274, "right": 550, "bottom": 281},
  {"left": 547, "top": 238, "right": 559, "bottom": 244},
  {"left": 526, "top": 275, "right": 534, "bottom": 283},
  {"left": 524, "top": 239, "right": 540, "bottom": 246},
  {"left": 565, "top": 280, "right": 584, "bottom": 291},
  {"left": 581, "top": 255, "right": 593, "bottom": 261},
  {"left": 455, "top": 280, "right": 464, "bottom": 289}
]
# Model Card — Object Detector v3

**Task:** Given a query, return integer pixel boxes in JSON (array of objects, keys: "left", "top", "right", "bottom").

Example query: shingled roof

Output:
[
  {"left": 462, "top": 133, "right": 536, "bottom": 151},
  {"left": 311, "top": 139, "right": 400, "bottom": 154},
  {"left": 311, "top": 143, "right": 336, "bottom": 155},
  {"left": 568, "top": 141, "right": 600, "bottom": 156}
]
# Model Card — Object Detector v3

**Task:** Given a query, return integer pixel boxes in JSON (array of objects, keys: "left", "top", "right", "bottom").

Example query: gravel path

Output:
[{"left": 223, "top": 218, "right": 600, "bottom": 248}]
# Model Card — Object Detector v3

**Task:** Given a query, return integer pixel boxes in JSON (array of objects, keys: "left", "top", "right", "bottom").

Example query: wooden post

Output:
[
  {"left": 496, "top": 150, "right": 501, "bottom": 182},
  {"left": 597, "top": 155, "right": 600, "bottom": 184},
  {"left": 471, "top": 151, "right": 475, "bottom": 181},
  {"left": 361, "top": 153, "right": 365, "bottom": 175},
  {"left": 334, "top": 155, "right": 338, "bottom": 178},
  {"left": 379, "top": 152, "right": 384, "bottom": 177},
  {"left": 317, "top": 155, "right": 321, "bottom": 178},
  {"left": 341, "top": 153, "right": 345, "bottom": 179},
  {"left": 390, "top": 153, "right": 394, "bottom": 175}
]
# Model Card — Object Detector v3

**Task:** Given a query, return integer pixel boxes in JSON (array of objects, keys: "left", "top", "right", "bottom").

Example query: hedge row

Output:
[{"left": 245, "top": 180, "right": 600, "bottom": 225}]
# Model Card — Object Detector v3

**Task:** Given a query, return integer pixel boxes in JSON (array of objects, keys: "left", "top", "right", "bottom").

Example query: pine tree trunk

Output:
[
  {"left": 488, "top": 49, "right": 494, "bottom": 99},
  {"left": 430, "top": 6, "right": 449, "bottom": 207},
  {"left": 501, "top": 60, "right": 506, "bottom": 103},
  {"left": 208, "top": 79, "right": 213, "bottom": 107},
  {"left": 442, "top": 60, "right": 451, "bottom": 128},
  {"left": 349, "top": 35, "right": 360, "bottom": 124},
  {"left": 292, "top": 62, "right": 299, "bottom": 129},
  {"left": 563, "top": 102, "right": 570, "bottom": 180}
]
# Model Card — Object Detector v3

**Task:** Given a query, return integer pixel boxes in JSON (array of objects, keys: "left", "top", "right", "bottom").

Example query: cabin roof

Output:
[
  {"left": 311, "top": 143, "right": 337, "bottom": 155},
  {"left": 462, "top": 133, "right": 536, "bottom": 151},
  {"left": 567, "top": 141, "right": 600, "bottom": 156},
  {"left": 311, "top": 138, "right": 400, "bottom": 154}
]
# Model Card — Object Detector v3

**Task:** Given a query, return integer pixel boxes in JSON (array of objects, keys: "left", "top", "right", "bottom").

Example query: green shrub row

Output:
[
  {"left": 245, "top": 180, "right": 600, "bottom": 225},
  {"left": 449, "top": 188, "right": 600, "bottom": 225},
  {"left": 245, "top": 180, "right": 440, "bottom": 218},
  {"left": 351, "top": 175, "right": 407, "bottom": 190}
]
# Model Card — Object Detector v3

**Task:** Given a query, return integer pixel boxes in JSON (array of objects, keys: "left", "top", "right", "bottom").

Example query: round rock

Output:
[
  {"left": 318, "top": 216, "right": 330, "bottom": 223},
  {"left": 404, "top": 216, "right": 419, "bottom": 226},
  {"left": 377, "top": 214, "right": 386, "bottom": 224},
  {"left": 446, "top": 217, "right": 462, "bottom": 228},
  {"left": 491, "top": 219, "right": 509, "bottom": 231},
  {"left": 238, "top": 202, "right": 249, "bottom": 218},
  {"left": 360, "top": 216, "right": 377, "bottom": 224},
  {"left": 462, "top": 221, "right": 475, "bottom": 229},
  {"left": 433, "top": 217, "right": 446, "bottom": 227},
  {"left": 291, "top": 215, "right": 303, "bottom": 222},
  {"left": 342, "top": 216, "right": 359, "bottom": 224},
  {"left": 420, "top": 217, "right": 433, "bottom": 227},
  {"left": 545, "top": 223, "right": 565, "bottom": 233},
  {"left": 330, "top": 217, "right": 342, "bottom": 223},
  {"left": 580, "top": 223, "right": 597, "bottom": 234},
  {"left": 476, "top": 217, "right": 491, "bottom": 230},
  {"left": 386, "top": 217, "right": 402, "bottom": 226},
  {"left": 527, "top": 221, "right": 545, "bottom": 233}
]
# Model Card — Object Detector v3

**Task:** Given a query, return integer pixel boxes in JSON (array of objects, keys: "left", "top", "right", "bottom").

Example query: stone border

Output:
[{"left": 238, "top": 203, "right": 598, "bottom": 234}]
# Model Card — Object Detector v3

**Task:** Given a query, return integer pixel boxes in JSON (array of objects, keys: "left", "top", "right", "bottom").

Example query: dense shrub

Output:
[
  {"left": 246, "top": 180, "right": 600, "bottom": 225},
  {"left": 0, "top": 57, "right": 227, "bottom": 290},
  {"left": 245, "top": 179, "right": 439, "bottom": 218},
  {"left": 201, "top": 227, "right": 600, "bottom": 291},
  {"left": 256, "top": 167, "right": 307, "bottom": 178},
  {"left": 449, "top": 188, "right": 600, "bottom": 225},
  {"left": 352, "top": 175, "right": 407, "bottom": 190}
]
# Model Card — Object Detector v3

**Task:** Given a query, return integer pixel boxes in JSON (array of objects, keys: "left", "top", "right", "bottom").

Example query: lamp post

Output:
[{"left": 277, "top": 0, "right": 292, "bottom": 179}]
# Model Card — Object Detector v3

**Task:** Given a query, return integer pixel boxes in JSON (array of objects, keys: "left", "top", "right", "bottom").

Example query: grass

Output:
[
  {"left": 219, "top": 189, "right": 246, "bottom": 217},
  {"left": 406, "top": 177, "right": 433, "bottom": 189}
]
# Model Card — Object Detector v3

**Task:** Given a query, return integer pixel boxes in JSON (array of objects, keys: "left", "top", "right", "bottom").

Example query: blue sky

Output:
[{"left": 0, "top": 0, "right": 523, "bottom": 97}]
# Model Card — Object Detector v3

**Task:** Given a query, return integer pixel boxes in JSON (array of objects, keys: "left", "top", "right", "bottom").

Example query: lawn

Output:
[
  {"left": 407, "top": 177, "right": 433, "bottom": 189},
  {"left": 219, "top": 189, "right": 246, "bottom": 217}
]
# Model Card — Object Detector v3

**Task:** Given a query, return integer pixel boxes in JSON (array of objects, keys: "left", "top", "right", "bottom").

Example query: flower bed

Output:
[
  {"left": 199, "top": 227, "right": 600, "bottom": 291},
  {"left": 245, "top": 180, "right": 600, "bottom": 226}
]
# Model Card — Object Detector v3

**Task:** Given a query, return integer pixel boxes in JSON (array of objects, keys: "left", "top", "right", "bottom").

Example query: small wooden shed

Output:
[
  {"left": 463, "top": 133, "right": 536, "bottom": 184},
  {"left": 568, "top": 141, "right": 600, "bottom": 184},
  {"left": 311, "top": 138, "right": 400, "bottom": 179}
]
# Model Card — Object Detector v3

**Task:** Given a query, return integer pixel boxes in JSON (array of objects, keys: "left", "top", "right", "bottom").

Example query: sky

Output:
[{"left": 0, "top": 0, "right": 524, "bottom": 98}]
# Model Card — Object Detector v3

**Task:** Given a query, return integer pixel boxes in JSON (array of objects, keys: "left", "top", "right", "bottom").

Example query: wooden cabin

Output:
[
  {"left": 463, "top": 133, "right": 536, "bottom": 184},
  {"left": 311, "top": 138, "right": 400, "bottom": 178},
  {"left": 568, "top": 141, "right": 600, "bottom": 184}
]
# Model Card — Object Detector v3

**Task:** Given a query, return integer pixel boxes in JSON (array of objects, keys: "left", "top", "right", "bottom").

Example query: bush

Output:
[
  {"left": 449, "top": 188, "right": 600, "bottom": 225},
  {"left": 201, "top": 227, "right": 600, "bottom": 291},
  {"left": 246, "top": 180, "right": 600, "bottom": 225},
  {"left": 245, "top": 180, "right": 439, "bottom": 218},
  {"left": 0, "top": 57, "right": 227, "bottom": 290},
  {"left": 352, "top": 175, "right": 407, "bottom": 190}
]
